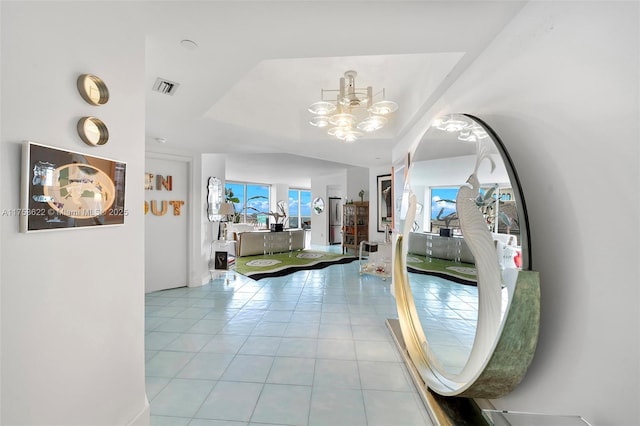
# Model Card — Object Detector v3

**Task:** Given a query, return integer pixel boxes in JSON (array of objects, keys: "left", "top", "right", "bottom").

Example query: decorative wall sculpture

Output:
[
  {"left": 145, "top": 172, "right": 185, "bottom": 216},
  {"left": 393, "top": 114, "right": 540, "bottom": 398}
]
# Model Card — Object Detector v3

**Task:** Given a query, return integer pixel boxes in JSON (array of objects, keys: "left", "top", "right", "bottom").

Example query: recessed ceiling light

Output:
[
  {"left": 180, "top": 39, "right": 198, "bottom": 51},
  {"left": 155, "top": 138, "right": 167, "bottom": 144}
]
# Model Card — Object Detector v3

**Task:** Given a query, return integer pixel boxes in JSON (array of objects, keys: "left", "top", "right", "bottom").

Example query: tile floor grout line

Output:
[{"left": 147, "top": 261, "right": 434, "bottom": 425}]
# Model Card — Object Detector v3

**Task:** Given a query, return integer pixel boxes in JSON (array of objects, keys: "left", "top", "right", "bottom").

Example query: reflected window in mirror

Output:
[{"left": 427, "top": 185, "right": 520, "bottom": 239}]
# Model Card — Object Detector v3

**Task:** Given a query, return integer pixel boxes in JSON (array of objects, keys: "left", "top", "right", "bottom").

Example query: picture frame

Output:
[
  {"left": 21, "top": 141, "right": 127, "bottom": 232},
  {"left": 377, "top": 174, "right": 392, "bottom": 232},
  {"left": 214, "top": 251, "right": 228, "bottom": 270}
]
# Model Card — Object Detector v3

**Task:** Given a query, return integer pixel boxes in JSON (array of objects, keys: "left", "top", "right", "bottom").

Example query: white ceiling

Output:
[{"left": 143, "top": 1, "right": 527, "bottom": 186}]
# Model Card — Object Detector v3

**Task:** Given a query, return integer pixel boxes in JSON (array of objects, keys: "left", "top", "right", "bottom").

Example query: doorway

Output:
[{"left": 145, "top": 156, "right": 189, "bottom": 293}]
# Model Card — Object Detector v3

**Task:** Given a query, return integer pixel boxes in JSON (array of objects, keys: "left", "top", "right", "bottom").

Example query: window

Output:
[
  {"left": 430, "top": 187, "right": 459, "bottom": 231},
  {"left": 430, "top": 185, "right": 517, "bottom": 235},
  {"left": 288, "top": 189, "right": 311, "bottom": 229},
  {"left": 225, "top": 181, "right": 270, "bottom": 227}
]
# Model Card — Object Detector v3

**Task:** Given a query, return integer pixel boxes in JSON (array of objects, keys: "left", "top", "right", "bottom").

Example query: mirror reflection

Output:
[
  {"left": 207, "top": 177, "right": 223, "bottom": 222},
  {"left": 312, "top": 197, "right": 325, "bottom": 214},
  {"left": 403, "top": 113, "right": 529, "bottom": 387},
  {"left": 77, "top": 116, "right": 109, "bottom": 146}
]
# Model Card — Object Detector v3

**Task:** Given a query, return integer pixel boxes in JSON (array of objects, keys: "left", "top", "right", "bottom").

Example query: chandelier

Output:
[
  {"left": 432, "top": 114, "right": 490, "bottom": 142},
  {"left": 308, "top": 70, "right": 398, "bottom": 142}
]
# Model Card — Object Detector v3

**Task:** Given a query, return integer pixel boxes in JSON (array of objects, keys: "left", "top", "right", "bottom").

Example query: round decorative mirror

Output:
[
  {"left": 77, "top": 116, "right": 109, "bottom": 146},
  {"left": 77, "top": 74, "right": 110, "bottom": 106},
  {"left": 394, "top": 113, "right": 540, "bottom": 398},
  {"left": 312, "top": 197, "right": 325, "bottom": 214}
]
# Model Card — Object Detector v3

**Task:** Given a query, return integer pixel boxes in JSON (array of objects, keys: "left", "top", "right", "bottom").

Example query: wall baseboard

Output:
[
  {"left": 386, "top": 319, "right": 489, "bottom": 425},
  {"left": 127, "top": 397, "right": 150, "bottom": 426}
]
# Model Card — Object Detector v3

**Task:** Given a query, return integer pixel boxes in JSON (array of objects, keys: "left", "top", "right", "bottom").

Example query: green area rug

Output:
[
  {"left": 406, "top": 254, "right": 478, "bottom": 286},
  {"left": 234, "top": 250, "right": 357, "bottom": 280}
]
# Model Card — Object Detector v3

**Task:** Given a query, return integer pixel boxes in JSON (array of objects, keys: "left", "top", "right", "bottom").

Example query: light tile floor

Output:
[
  {"left": 408, "top": 272, "right": 507, "bottom": 375},
  {"left": 145, "top": 248, "right": 435, "bottom": 426}
]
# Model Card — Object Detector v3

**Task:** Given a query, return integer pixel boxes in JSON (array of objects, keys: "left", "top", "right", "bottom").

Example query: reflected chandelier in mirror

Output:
[{"left": 394, "top": 113, "right": 540, "bottom": 398}]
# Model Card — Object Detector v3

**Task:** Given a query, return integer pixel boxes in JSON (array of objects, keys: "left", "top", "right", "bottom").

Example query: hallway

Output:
[{"left": 145, "top": 260, "right": 433, "bottom": 425}]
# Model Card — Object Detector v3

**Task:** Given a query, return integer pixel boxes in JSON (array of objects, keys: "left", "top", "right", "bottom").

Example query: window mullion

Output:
[
  {"left": 243, "top": 185, "right": 248, "bottom": 223},
  {"left": 298, "top": 190, "right": 302, "bottom": 228}
]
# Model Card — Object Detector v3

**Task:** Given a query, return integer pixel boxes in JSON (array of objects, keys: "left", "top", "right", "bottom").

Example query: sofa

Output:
[
  {"left": 225, "top": 223, "right": 258, "bottom": 240},
  {"left": 230, "top": 228, "right": 306, "bottom": 257}
]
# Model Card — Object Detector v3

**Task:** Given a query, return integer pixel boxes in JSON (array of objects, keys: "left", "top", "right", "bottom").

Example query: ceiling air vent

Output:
[{"left": 152, "top": 77, "right": 180, "bottom": 96}]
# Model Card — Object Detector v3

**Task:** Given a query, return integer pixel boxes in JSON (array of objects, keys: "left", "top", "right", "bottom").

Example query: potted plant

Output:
[
  {"left": 434, "top": 196, "right": 458, "bottom": 237},
  {"left": 268, "top": 201, "right": 287, "bottom": 231},
  {"left": 436, "top": 208, "right": 457, "bottom": 237},
  {"left": 224, "top": 188, "right": 241, "bottom": 223},
  {"left": 474, "top": 184, "right": 518, "bottom": 233}
]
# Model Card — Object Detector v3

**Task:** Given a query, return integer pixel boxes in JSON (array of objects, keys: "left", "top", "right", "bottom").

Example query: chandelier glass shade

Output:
[
  {"left": 308, "top": 70, "right": 398, "bottom": 142},
  {"left": 309, "top": 116, "right": 330, "bottom": 128},
  {"left": 368, "top": 101, "right": 398, "bottom": 115},
  {"left": 357, "top": 115, "right": 387, "bottom": 132},
  {"left": 432, "top": 114, "right": 491, "bottom": 143},
  {"left": 308, "top": 101, "right": 336, "bottom": 116}
]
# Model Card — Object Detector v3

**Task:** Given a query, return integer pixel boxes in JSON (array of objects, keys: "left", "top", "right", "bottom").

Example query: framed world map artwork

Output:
[{"left": 20, "top": 141, "right": 127, "bottom": 232}]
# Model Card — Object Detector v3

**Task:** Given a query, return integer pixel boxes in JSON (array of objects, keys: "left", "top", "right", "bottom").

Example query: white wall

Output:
[
  {"left": 394, "top": 2, "right": 639, "bottom": 424},
  {"left": 1, "top": 2, "right": 148, "bottom": 425},
  {"left": 311, "top": 171, "right": 346, "bottom": 246},
  {"left": 327, "top": 186, "right": 343, "bottom": 199},
  {"left": 346, "top": 166, "right": 369, "bottom": 203}
]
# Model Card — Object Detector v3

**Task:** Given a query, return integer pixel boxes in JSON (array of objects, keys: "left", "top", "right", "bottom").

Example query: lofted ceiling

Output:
[{"left": 143, "top": 1, "right": 527, "bottom": 185}]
